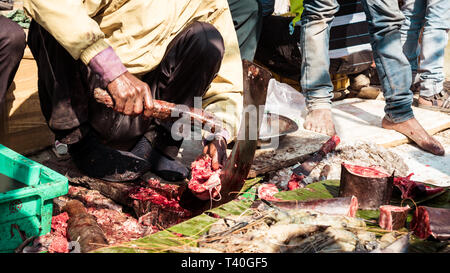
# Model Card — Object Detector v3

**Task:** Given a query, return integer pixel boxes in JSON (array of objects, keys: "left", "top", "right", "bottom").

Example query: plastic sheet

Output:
[{"left": 264, "top": 79, "right": 306, "bottom": 127}]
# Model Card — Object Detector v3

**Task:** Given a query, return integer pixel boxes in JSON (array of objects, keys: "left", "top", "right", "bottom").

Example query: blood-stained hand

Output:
[
  {"left": 202, "top": 136, "right": 227, "bottom": 170},
  {"left": 106, "top": 71, "right": 154, "bottom": 117}
]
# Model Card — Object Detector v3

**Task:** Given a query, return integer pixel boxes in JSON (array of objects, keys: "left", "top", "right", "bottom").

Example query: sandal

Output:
[{"left": 415, "top": 90, "right": 450, "bottom": 113}]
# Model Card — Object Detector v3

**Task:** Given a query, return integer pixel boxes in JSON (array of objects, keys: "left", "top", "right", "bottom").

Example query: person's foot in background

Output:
[{"left": 303, "top": 108, "right": 336, "bottom": 136}]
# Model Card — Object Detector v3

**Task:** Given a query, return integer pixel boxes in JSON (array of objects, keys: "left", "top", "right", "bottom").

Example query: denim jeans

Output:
[
  {"left": 299, "top": 0, "right": 415, "bottom": 123},
  {"left": 399, "top": 0, "right": 450, "bottom": 97}
]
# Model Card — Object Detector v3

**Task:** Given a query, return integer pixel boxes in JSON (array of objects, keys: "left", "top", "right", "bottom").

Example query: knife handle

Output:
[{"left": 93, "top": 87, "right": 221, "bottom": 132}]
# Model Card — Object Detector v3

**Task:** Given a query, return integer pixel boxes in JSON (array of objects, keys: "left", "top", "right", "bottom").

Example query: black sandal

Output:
[{"left": 416, "top": 90, "right": 450, "bottom": 113}]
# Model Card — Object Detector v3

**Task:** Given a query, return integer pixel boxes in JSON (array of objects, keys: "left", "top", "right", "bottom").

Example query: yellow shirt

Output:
[{"left": 23, "top": 0, "right": 243, "bottom": 141}]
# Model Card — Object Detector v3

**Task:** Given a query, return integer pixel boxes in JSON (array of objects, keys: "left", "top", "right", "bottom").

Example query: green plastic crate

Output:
[{"left": 0, "top": 145, "right": 68, "bottom": 252}]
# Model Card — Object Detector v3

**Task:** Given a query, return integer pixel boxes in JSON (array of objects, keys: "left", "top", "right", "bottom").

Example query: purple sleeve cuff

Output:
[
  {"left": 202, "top": 129, "right": 231, "bottom": 146},
  {"left": 88, "top": 46, "right": 128, "bottom": 87}
]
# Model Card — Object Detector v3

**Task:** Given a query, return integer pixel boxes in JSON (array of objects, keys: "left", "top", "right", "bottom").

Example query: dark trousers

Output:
[
  {"left": 27, "top": 21, "right": 224, "bottom": 157},
  {"left": 0, "top": 16, "right": 26, "bottom": 105}
]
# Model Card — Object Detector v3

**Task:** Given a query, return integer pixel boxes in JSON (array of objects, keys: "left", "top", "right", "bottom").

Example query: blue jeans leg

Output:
[
  {"left": 361, "top": 0, "right": 414, "bottom": 123},
  {"left": 400, "top": 0, "right": 450, "bottom": 97},
  {"left": 419, "top": 0, "right": 450, "bottom": 97},
  {"left": 299, "top": 0, "right": 339, "bottom": 111},
  {"left": 399, "top": 0, "right": 425, "bottom": 87}
]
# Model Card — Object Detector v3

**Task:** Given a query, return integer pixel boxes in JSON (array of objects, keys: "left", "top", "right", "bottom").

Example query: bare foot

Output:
[
  {"left": 304, "top": 109, "right": 336, "bottom": 136},
  {"left": 382, "top": 116, "right": 445, "bottom": 156}
]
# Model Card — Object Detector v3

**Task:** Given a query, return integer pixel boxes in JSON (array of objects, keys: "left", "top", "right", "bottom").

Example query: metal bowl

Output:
[{"left": 258, "top": 113, "right": 298, "bottom": 148}]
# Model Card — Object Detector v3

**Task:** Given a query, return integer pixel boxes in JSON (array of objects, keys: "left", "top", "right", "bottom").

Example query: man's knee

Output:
[
  {"left": 0, "top": 18, "right": 26, "bottom": 57},
  {"left": 188, "top": 22, "right": 225, "bottom": 63},
  {"left": 238, "top": 0, "right": 261, "bottom": 20},
  {"left": 302, "top": 0, "right": 340, "bottom": 21}
]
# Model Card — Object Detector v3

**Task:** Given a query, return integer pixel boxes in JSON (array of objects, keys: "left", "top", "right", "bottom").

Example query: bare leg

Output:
[
  {"left": 382, "top": 116, "right": 445, "bottom": 155},
  {"left": 303, "top": 109, "right": 336, "bottom": 136}
]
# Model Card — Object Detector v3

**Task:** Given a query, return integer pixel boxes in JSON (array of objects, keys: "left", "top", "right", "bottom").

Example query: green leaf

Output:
[
  {"left": 241, "top": 177, "right": 263, "bottom": 193},
  {"left": 167, "top": 214, "right": 218, "bottom": 237},
  {"left": 240, "top": 186, "right": 257, "bottom": 202},
  {"left": 206, "top": 199, "right": 253, "bottom": 218},
  {"left": 93, "top": 230, "right": 194, "bottom": 253},
  {"left": 93, "top": 214, "right": 218, "bottom": 253},
  {"left": 274, "top": 180, "right": 340, "bottom": 200},
  {"left": 390, "top": 188, "right": 449, "bottom": 208},
  {"left": 408, "top": 235, "right": 449, "bottom": 253},
  {"left": 356, "top": 210, "right": 380, "bottom": 222},
  {"left": 418, "top": 188, "right": 450, "bottom": 209}
]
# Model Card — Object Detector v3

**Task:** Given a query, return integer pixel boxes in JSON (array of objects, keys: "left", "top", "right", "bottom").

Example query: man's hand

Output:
[
  {"left": 202, "top": 136, "right": 227, "bottom": 170},
  {"left": 107, "top": 71, "right": 154, "bottom": 117}
]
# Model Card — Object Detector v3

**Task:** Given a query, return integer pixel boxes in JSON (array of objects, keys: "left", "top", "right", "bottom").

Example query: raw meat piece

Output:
[
  {"left": 129, "top": 185, "right": 190, "bottom": 213},
  {"left": 33, "top": 212, "right": 70, "bottom": 253},
  {"left": 411, "top": 206, "right": 450, "bottom": 240},
  {"left": 55, "top": 186, "right": 152, "bottom": 245},
  {"left": 138, "top": 208, "right": 188, "bottom": 228},
  {"left": 321, "top": 135, "right": 341, "bottom": 155},
  {"left": 270, "top": 196, "right": 359, "bottom": 217},
  {"left": 393, "top": 173, "right": 445, "bottom": 200},
  {"left": 145, "top": 178, "right": 184, "bottom": 200},
  {"left": 129, "top": 179, "right": 192, "bottom": 229},
  {"left": 258, "top": 184, "right": 281, "bottom": 201},
  {"left": 188, "top": 155, "right": 222, "bottom": 200},
  {"left": 378, "top": 205, "right": 410, "bottom": 231},
  {"left": 287, "top": 173, "right": 304, "bottom": 191},
  {"left": 63, "top": 200, "right": 109, "bottom": 252},
  {"left": 48, "top": 236, "right": 69, "bottom": 254},
  {"left": 129, "top": 187, "right": 183, "bottom": 208},
  {"left": 51, "top": 212, "right": 69, "bottom": 237},
  {"left": 339, "top": 163, "right": 393, "bottom": 210},
  {"left": 48, "top": 212, "right": 70, "bottom": 253},
  {"left": 86, "top": 207, "right": 150, "bottom": 244}
]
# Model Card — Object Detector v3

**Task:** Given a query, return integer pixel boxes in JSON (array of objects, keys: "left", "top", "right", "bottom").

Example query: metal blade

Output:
[
  {"left": 213, "top": 60, "right": 272, "bottom": 207},
  {"left": 178, "top": 60, "right": 272, "bottom": 213}
]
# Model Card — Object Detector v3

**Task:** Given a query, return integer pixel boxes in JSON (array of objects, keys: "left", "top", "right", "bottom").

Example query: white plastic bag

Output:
[
  {"left": 264, "top": 78, "right": 306, "bottom": 127},
  {"left": 273, "top": 0, "right": 290, "bottom": 15}
]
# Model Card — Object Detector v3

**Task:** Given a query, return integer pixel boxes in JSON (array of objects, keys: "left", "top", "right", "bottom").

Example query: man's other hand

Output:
[
  {"left": 202, "top": 136, "right": 227, "bottom": 170},
  {"left": 107, "top": 71, "right": 154, "bottom": 117}
]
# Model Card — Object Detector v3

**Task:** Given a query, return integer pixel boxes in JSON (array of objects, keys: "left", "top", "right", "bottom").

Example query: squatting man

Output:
[{"left": 22, "top": 0, "right": 244, "bottom": 183}]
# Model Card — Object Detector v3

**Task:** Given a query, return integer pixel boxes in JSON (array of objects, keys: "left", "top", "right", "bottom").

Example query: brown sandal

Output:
[{"left": 416, "top": 91, "right": 450, "bottom": 113}]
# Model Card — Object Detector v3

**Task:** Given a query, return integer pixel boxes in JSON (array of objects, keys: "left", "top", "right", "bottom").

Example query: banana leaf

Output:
[
  {"left": 241, "top": 177, "right": 263, "bottom": 193},
  {"left": 274, "top": 180, "right": 340, "bottom": 200},
  {"left": 94, "top": 214, "right": 217, "bottom": 253},
  {"left": 98, "top": 230, "right": 195, "bottom": 253},
  {"left": 93, "top": 179, "right": 261, "bottom": 253},
  {"left": 390, "top": 187, "right": 449, "bottom": 208},
  {"left": 408, "top": 237, "right": 449, "bottom": 253}
]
